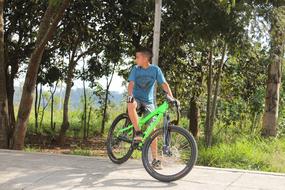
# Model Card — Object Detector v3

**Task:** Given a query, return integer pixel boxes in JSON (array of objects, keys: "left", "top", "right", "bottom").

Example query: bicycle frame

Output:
[{"left": 118, "top": 101, "right": 169, "bottom": 144}]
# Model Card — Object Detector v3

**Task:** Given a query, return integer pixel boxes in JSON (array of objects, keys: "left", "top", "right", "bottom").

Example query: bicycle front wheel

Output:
[{"left": 142, "top": 126, "right": 197, "bottom": 182}]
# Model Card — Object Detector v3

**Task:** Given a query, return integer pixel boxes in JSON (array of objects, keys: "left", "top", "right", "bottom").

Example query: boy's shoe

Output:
[
  {"left": 132, "top": 130, "right": 143, "bottom": 150},
  {"left": 133, "top": 130, "right": 143, "bottom": 142},
  {"left": 152, "top": 159, "right": 163, "bottom": 170}
]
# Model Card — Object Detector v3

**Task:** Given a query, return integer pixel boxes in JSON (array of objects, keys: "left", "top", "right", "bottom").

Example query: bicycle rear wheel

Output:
[
  {"left": 142, "top": 125, "right": 197, "bottom": 182},
  {"left": 107, "top": 113, "right": 134, "bottom": 164}
]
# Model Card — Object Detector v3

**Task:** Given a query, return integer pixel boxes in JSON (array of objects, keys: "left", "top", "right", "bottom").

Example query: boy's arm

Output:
[
  {"left": 127, "top": 81, "right": 135, "bottom": 103},
  {"left": 128, "top": 81, "right": 134, "bottom": 96},
  {"left": 161, "top": 82, "right": 173, "bottom": 98},
  {"left": 127, "top": 66, "right": 135, "bottom": 97},
  {"left": 156, "top": 67, "right": 174, "bottom": 98}
]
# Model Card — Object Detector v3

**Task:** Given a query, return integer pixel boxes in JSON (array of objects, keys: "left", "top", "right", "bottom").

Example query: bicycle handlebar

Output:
[{"left": 164, "top": 93, "right": 180, "bottom": 125}]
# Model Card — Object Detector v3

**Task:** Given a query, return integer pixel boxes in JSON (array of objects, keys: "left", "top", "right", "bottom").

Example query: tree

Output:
[
  {"left": 187, "top": 50, "right": 207, "bottom": 139},
  {"left": 100, "top": 60, "right": 116, "bottom": 135},
  {"left": 13, "top": 0, "right": 70, "bottom": 150},
  {"left": 158, "top": 0, "right": 253, "bottom": 145},
  {"left": 50, "top": 81, "right": 58, "bottom": 131},
  {"left": 35, "top": 84, "right": 42, "bottom": 132},
  {"left": 220, "top": 42, "right": 268, "bottom": 131},
  {"left": 4, "top": 1, "right": 43, "bottom": 146},
  {"left": 262, "top": 2, "right": 285, "bottom": 137},
  {"left": 39, "top": 91, "right": 51, "bottom": 130},
  {"left": 204, "top": 47, "right": 213, "bottom": 146},
  {"left": 35, "top": 49, "right": 62, "bottom": 132},
  {"left": 0, "top": 0, "right": 8, "bottom": 148},
  {"left": 57, "top": 0, "right": 102, "bottom": 144},
  {"left": 82, "top": 62, "right": 87, "bottom": 141},
  {"left": 205, "top": 42, "right": 228, "bottom": 146}
]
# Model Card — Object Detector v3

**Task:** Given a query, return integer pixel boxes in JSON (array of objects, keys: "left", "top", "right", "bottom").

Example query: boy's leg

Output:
[
  {"left": 151, "top": 134, "right": 158, "bottom": 160},
  {"left": 127, "top": 100, "right": 140, "bottom": 132},
  {"left": 143, "top": 103, "right": 158, "bottom": 160}
]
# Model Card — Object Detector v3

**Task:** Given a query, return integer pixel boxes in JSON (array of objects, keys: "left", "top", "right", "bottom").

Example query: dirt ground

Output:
[{"left": 25, "top": 134, "right": 107, "bottom": 156}]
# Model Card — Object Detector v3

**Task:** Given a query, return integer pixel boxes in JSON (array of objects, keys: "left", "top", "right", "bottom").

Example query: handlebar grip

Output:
[
  {"left": 170, "top": 99, "right": 180, "bottom": 125},
  {"left": 163, "top": 91, "right": 181, "bottom": 125}
]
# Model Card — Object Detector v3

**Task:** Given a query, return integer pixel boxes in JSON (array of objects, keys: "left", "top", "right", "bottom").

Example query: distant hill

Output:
[
  {"left": 69, "top": 88, "right": 125, "bottom": 108},
  {"left": 13, "top": 86, "right": 125, "bottom": 109}
]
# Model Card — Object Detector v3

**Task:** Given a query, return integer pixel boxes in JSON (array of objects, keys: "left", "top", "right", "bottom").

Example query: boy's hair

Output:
[{"left": 135, "top": 47, "right": 153, "bottom": 62}]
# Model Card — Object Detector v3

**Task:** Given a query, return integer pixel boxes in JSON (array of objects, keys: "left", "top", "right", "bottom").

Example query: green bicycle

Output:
[{"left": 106, "top": 94, "right": 198, "bottom": 182}]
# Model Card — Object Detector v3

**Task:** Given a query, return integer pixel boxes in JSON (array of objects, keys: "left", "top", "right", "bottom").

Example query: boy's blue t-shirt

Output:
[{"left": 128, "top": 64, "right": 166, "bottom": 104}]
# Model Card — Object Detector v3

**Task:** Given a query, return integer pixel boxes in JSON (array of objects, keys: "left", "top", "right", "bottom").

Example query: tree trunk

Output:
[
  {"left": 0, "top": 0, "right": 8, "bottom": 148},
  {"left": 100, "top": 83, "right": 109, "bottom": 135},
  {"left": 262, "top": 5, "right": 285, "bottom": 137},
  {"left": 39, "top": 97, "right": 46, "bottom": 130},
  {"left": 87, "top": 106, "right": 92, "bottom": 138},
  {"left": 188, "top": 97, "right": 199, "bottom": 138},
  {"left": 188, "top": 52, "right": 204, "bottom": 139},
  {"left": 57, "top": 43, "right": 88, "bottom": 144},
  {"left": 51, "top": 90, "right": 54, "bottom": 130},
  {"left": 35, "top": 83, "right": 38, "bottom": 131},
  {"left": 204, "top": 48, "right": 213, "bottom": 147},
  {"left": 35, "top": 84, "right": 42, "bottom": 133},
  {"left": 13, "top": 0, "right": 70, "bottom": 150},
  {"left": 40, "top": 92, "right": 53, "bottom": 130},
  {"left": 83, "top": 74, "right": 87, "bottom": 140},
  {"left": 207, "top": 43, "right": 227, "bottom": 146},
  {"left": 58, "top": 59, "right": 76, "bottom": 145},
  {"left": 50, "top": 82, "right": 57, "bottom": 131},
  {"left": 6, "top": 68, "right": 17, "bottom": 147},
  {"left": 100, "top": 67, "right": 115, "bottom": 135}
]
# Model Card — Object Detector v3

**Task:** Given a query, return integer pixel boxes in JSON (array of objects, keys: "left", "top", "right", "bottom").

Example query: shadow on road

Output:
[
  {"left": 92, "top": 178, "right": 177, "bottom": 188},
  {"left": 0, "top": 150, "right": 177, "bottom": 189}
]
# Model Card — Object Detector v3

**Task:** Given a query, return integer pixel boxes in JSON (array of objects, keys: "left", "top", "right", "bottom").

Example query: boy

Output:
[{"left": 127, "top": 47, "right": 175, "bottom": 169}]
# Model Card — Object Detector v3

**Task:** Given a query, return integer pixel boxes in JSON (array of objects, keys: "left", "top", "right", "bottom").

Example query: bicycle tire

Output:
[
  {"left": 142, "top": 126, "right": 198, "bottom": 182},
  {"left": 106, "top": 113, "right": 134, "bottom": 164}
]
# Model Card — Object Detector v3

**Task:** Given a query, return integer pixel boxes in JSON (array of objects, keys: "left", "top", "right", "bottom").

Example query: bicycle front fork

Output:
[{"left": 163, "top": 112, "right": 172, "bottom": 156}]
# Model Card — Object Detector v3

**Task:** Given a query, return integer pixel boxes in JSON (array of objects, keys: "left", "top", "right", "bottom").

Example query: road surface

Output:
[{"left": 1, "top": 149, "right": 285, "bottom": 190}]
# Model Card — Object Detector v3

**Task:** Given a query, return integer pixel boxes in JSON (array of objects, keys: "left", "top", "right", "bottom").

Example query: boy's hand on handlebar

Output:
[
  {"left": 172, "top": 98, "right": 180, "bottom": 108},
  {"left": 174, "top": 98, "right": 180, "bottom": 106},
  {"left": 127, "top": 95, "right": 134, "bottom": 103},
  {"left": 166, "top": 94, "right": 180, "bottom": 107}
]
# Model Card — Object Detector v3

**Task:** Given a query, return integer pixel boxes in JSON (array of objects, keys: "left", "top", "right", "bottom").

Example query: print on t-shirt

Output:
[{"left": 136, "top": 75, "right": 155, "bottom": 90}]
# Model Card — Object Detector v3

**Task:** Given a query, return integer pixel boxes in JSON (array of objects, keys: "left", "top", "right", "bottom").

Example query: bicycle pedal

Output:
[
  {"left": 136, "top": 146, "right": 142, "bottom": 151},
  {"left": 132, "top": 141, "right": 142, "bottom": 151}
]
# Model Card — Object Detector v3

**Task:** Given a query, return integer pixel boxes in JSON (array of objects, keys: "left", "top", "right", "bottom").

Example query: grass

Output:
[
  {"left": 26, "top": 135, "right": 285, "bottom": 173},
  {"left": 70, "top": 148, "right": 96, "bottom": 156},
  {"left": 197, "top": 136, "right": 285, "bottom": 173},
  {"left": 24, "top": 146, "right": 106, "bottom": 157},
  {"left": 195, "top": 118, "right": 285, "bottom": 173},
  {"left": 24, "top": 145, "right": 42, "bottom": 152}
]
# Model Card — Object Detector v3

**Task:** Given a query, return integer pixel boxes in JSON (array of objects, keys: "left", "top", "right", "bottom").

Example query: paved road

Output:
[{"left": 1, "top": 149, "right": 285, "bottom": 190}]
